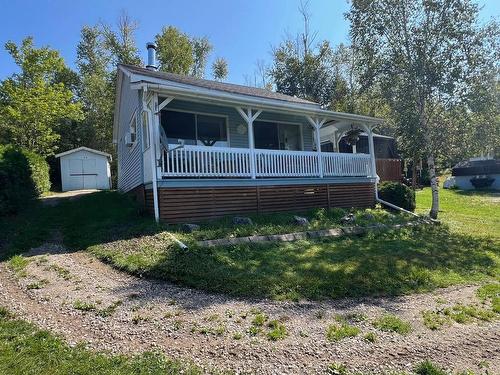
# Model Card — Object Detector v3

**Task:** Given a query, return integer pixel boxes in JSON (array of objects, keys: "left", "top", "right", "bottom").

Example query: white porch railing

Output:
[
  {"left": 322, "top": 152, "right": 371, "bottom": 177},
  {"left": 162, "top": 145, "right": 251, "bottom": 177},
  {"left": 255, "top": 149, "right": 320, "bottom": 177},
  {"left": 161, "top": 145, "right": 371, "bottom": 178}
]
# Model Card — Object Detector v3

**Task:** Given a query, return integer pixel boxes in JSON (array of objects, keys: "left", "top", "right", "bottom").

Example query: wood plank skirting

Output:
[
  {"left": 144, "top": 182, "right": 375, "bottom": 223},
  {"left": 376, "top": 159, "right": 403, "bottom": 182}
]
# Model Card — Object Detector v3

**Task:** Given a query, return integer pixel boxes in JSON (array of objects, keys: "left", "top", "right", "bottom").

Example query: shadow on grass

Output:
[
  {"left": 452, "top": 188, "right": 500, "bottom": 198},
  {"left": 1, "top": 190, "right": 498, "bottom": 303},
  {"left": 132, "top": 225, "right": 499, "bottom": 301},
  {"left": 0, "top": 191, "right": 165, "bottom": 261}
]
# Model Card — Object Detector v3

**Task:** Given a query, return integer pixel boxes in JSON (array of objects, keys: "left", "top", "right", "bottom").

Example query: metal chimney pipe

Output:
[{"left": 146, "top": 42, "right": 157, "bottom": 71}]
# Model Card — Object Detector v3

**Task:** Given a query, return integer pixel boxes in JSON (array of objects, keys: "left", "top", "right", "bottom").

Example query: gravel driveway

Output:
[{"left": 0, "top": 242, "right": 498, "bottom": 374}]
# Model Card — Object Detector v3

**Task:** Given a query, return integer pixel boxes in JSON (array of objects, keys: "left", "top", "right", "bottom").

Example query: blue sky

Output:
[{"left": 0, "top": 0, "right": 498, "bottom": 84}]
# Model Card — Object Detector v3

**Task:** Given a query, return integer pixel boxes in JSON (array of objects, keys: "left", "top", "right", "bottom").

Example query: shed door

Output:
[
  {"left": 67, "top": 159, "right": 84, "bottom": 191},
  {"left": 82, "top": 159, "right": 97, "bottom": 189}
]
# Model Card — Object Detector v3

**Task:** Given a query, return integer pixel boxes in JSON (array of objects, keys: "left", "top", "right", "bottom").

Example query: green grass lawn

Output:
[
  {"left": 416, "top": 187, "right": 500, "bottom": 238},
  {"left": 2, "top": 189, "right": 499, "bottom": 301},
  {"left": 0, "top": 308, "right": 221, "bottom": 375},
  {"left": 93, "top": 224, "right": 498, "bottom": 301}
]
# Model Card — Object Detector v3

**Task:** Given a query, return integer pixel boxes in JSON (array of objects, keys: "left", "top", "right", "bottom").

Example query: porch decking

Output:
[{"left": 161, "top": 144, "right": 372, "bottom": 179}]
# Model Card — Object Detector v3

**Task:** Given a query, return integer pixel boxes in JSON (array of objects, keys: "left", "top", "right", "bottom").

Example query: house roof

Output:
[
  {"left": 119, "top": 64, "right": 317, "bottom": 106},
  {"left": 55, "top": 147, "right": 112, "bottom": 161},
  {"left": 114, "top": 64, "right": 385, "bottom": 144}
]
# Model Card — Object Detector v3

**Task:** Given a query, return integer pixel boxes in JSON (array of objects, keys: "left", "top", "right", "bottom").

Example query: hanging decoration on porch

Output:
[{"left": 345, "top": 126, "right": 363, "bottom": 146}]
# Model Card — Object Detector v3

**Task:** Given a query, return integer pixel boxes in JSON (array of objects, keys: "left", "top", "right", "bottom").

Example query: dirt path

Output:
[
  {"left": 0, "top": 244, "right": 498, "bottom": 374},
  {"left": 39, "top": 189, "right": 101, "bottom": 206}
]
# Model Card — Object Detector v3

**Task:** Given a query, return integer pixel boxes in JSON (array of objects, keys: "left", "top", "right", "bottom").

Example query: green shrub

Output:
[
  {"left": 0, "top": 145, "right": 50, "bottom": 215},
  {"left": 378, "top": 181, "right": 416, "bottom": 211}
]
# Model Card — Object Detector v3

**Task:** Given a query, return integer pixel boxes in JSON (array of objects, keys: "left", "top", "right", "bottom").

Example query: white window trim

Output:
[
  {"left": 253, "top": 119, "right": 304, "bottom": 151},
  {"left": 161, "top": 108, "right": 230, "bottom": 147},
  {"left": 141, "top": 110, "right": 150, "bottom": 151},
  {"left": 127, "top": 109, "right": 139, "bottom": 153}
]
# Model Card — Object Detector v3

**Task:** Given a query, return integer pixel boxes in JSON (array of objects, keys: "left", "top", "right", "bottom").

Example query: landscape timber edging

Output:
[{"left": 197, "top": 220, "right": 432, "bottom": 248}]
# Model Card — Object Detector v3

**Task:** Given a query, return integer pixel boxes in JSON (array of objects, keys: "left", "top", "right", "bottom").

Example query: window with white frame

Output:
[
  {"left": 161, "top": 109, "right": 228, "bottom": 147},
  {"left": 141, "top": 111, "right": 150, "bottom": 150},
  {"left": 254, "top": 121, "right": 302, "bottom": 151},
  {"left": 129, "top": 114, "right": 137, "bottom": 144}
]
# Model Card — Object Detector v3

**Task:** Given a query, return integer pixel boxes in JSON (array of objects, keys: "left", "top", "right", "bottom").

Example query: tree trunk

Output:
[
  {"left": 411, "top": 158, "right": 417, "bottom": 190},
  {"left": 419, "top": 99, "right": 439, "bottom": 219},
  {"left": 427, "top": 152, "right": 439, "bottom": 219}
]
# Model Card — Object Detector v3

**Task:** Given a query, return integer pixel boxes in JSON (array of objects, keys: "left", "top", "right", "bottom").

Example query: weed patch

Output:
[
  {"left": 327, "top": 362, "right": 348, "bottom": 375},
  {"left": 476, "top": 283, "right": 500, "bottom": 314},
  {"left": 26, "top": 279, "right": 49, "bottom": 290},
  {"left": 326, "top": 323, "right": 360, "bottom": 342},
  {"left": 7, "top": 255, "right": 29, "bottom": 276},
  {"left": 363, "top": 332, "right": 377, "bottom": 343},
  {"left": 0, "top": 307, "right": 220, "bottom": 374},
  {"left": 47, "top": 264, "right": 72, "bottom": 280},
  {"left": 96, "top": 300, "right": 123, "bottom": 318},
  {"left": 422, "top": 302, "right": 497, "bottom": 330},
  {"left": 132, "top": 315, "right": 149, "bottom": 324},
  {"left": 252, "top": 313, "right": 267, "bottom": 327},
  {"left": 372, "top": 314, "right": 412, "bottom": 335},
  {"left": 414, "top": 360, "right": 447, "bottom": 375},
  {"left": 421, "top": 311, "right": 450, "bottom": 330},
  {"left": 73, "top": 300, "right": 96, "bottom": 312},
  {"left": 266, "top": 320, "right": 287, "bottom": 341},
  {"left": 443, "top": 304, "right": 496, "bottom": 323}
]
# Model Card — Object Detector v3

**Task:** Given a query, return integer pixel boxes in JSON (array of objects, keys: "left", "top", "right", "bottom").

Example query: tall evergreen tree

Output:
[{"left": 212, "top": 57, "right": 229, "bottom": 81}]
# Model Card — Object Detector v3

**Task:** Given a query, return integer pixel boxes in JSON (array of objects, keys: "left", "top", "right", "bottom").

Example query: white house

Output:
[
  {"left": 113, "top": 43, "right": 384, "bottom": 223},
  {"left": 55, "top": 147, "right": 112, "bottom": 192}
]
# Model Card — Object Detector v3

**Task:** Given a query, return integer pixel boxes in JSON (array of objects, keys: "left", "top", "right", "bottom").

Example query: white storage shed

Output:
[{"left": 55, "top": 147, "right": 112, "bottom": 191}]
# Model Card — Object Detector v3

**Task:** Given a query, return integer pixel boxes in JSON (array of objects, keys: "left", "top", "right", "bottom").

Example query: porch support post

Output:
[
  {"left": 306, "top": 116, "right": 327, "bottom": 178},
  {"left": 362, "top": 124, "right": 378, "bottom": 180},
  {"left": 236, "top": 107, "right": 261, "bottom": 179},
  {"left": 150, "top": 93, "right": 174, "bottom": 222}
]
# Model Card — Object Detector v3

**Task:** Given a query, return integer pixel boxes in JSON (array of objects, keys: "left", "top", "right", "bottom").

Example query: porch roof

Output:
[
  {"left": 115, "top": 65, "right": 384, "bottom": 141},
  {"left": 120, "top": 64, "right": 316, "bottom": 106}
]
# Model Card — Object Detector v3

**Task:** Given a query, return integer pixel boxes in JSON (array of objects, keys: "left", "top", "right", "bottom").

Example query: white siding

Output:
[{"left": 116, "top": 75, "right": 143, "bottom": 192}]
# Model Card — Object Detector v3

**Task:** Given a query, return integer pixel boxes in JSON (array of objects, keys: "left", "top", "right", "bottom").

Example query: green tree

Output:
[
  {"left": 191, "top": 37, "right": 212, "bottom": 78},
  {"left": 347, "top": 0, "right": 496, "bottom": 218},
  {"left": 73, "top": 13, "right": 141, "bottom": 156},
  {"left": 102, "top": 11, "right": 141, "bottom": 66},
  {"left": 0, "top": 38, "right": 83, "bottom": 157},
  {"left": 75, "top": 25, "right": 114, "bottom": 154},
  {"left": 155, "top": 26, "right": 194, "bottom": 74},
  {"left": 212, "top": 57, "right": 228, "bottom": 81}
]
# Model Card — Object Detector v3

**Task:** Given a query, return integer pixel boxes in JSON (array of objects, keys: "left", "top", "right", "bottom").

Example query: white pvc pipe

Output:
[
  {"left": 374, "top": 185, "right": 420, "bottom": 217},
  {"left": 167, "top": 232, "right": 188, "bottom": 250}
]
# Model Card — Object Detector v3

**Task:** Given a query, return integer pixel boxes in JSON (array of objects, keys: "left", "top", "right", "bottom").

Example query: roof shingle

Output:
[{"left": 120, "top": 64, "right": 318, "bottom": 106}]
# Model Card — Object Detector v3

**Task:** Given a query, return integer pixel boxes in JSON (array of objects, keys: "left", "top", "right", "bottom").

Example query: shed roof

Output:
[{"left": 55, "top": 147, "right": 112, "bottom": 161}]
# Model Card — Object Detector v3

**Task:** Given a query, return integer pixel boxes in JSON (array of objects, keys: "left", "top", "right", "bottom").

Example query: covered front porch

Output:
[
  {"left": 135, "top": 80, "right": 382, "bottom": 222},
  {"left": 152, "top": 97, "right": 380, "bottom": 181}
]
